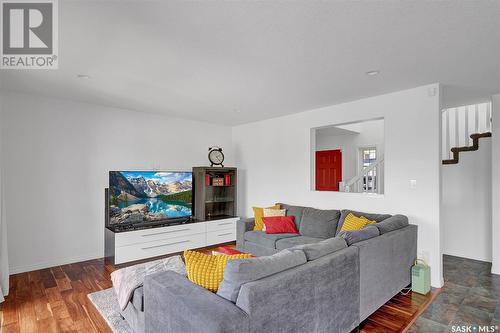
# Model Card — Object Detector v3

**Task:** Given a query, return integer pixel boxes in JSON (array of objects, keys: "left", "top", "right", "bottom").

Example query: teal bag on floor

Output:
[{"left": 412, "top": 259, "right": 430, "bottom": 295}]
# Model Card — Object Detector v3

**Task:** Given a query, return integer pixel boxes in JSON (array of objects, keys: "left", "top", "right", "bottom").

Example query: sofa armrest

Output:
[
  {"left": 235, "top": 247, "right": 359, "bottom": 333},
  {"left": 376, "top": 214, "right": 409, "bottom": 234},
  {"left": 144, "top": 271, "right": 249, "bottom": 333},
  {"left": 237, "top": 217, "right": 255, "bottom": 248},
  {"left": 352, "top": 224, "right": 417, "bottom": 321}
]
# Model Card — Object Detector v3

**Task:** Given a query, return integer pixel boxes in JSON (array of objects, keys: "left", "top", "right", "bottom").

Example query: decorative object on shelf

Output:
[
  {"left": 208, "top": 146, "right": 225, "bottom": 167},
  {"left": 224, "top": 174, "right": 231, "bottom": 185},
  {"left": 205, "top": 174, "right": 211, "bottom": 186},
  {"left": 212, "top": 177, "right": 224, "bottom": 186}
]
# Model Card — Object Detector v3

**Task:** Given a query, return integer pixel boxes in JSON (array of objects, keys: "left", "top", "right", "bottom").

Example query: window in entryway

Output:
[
  {"left": 360, "top": 147, "right": 377, "bottom": 168},
  {"left": 359, "top": 147, "right": 378, "bottom": 192}
]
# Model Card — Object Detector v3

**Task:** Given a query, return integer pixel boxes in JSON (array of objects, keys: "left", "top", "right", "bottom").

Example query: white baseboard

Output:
[
  {"left": 491, "top": 264, "right": 500, "bottom": 276},
  {"left": 442, "top": 251, "right": 492, "bottom": 263},
  {"left": 431, "top": 276, "right": 444, "bottom": 288},
  {"left": 9, "top": 251, "right": 103, "bottom": 274}
]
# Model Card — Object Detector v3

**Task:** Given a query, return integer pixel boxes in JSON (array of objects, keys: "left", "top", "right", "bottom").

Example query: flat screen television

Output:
[{"left": 108, "top": 171, "right": 193, "bottom": 226}]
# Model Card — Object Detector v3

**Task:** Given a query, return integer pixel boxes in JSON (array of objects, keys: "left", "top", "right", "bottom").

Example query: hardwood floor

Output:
[
  {"left": 0, "top": 245, "right": 437, "bottom": 333},
  {"left": 360, "top": 289, "right": 439, "bottom": 333}
]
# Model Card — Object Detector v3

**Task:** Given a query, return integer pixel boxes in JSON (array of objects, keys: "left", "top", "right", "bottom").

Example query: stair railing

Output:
[
  {"left": 340, "top": 158, "right": 384, "bottom": 194},
  {"left": 442, "top": 102, "right": 492, "bottom": 160}
]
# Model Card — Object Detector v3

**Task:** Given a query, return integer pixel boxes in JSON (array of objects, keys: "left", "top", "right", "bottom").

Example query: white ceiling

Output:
[
  {"left": 316, "top": 126, "right": 359, "bottom": 137},
  {"left": 1, "top": 0, "right": 499, "bottom": 125}
]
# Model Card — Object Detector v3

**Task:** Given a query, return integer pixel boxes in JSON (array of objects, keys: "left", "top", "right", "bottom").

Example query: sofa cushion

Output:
[
  {"left": 376, "top": 215, "right": 409, "bottom": 234},
  {"left": 217, "top": 249, "right": 307, "bottom": 302},
  {"left": 299, "top": 207, "right": 340, "bottom": 238},
  {"left": 244, "top": 231, "right": 299, "bottom": 248},
  {"left": 337, "top": 225, "right": 380, "bottom": 245},
  {"left": 277, "top": 203, "right": 308, "bottom": 229},
  {"left": 131, "top": 286, "right": 144, "bottom": 312},
  {"left": 262, "top": 208, "right": 286, "bottom": 232},
  {"left": 184, "top": 250, "right": 252, "bottom": 292},
  {"left": 275, "top": 236, "right": 325, "bottom": 250},
  {"left": 336, "top": 210, "right": 392, "bottom": 234},
  {"left": 253, "top": 204, "right": 281, "bottom": 231},
  {"left": 340, "top": 213, "right": 376, "bottom": 231},
  {"left": 288, "top": 237, "right": 347, "bottom": 260},
  {"left": 263, "top": 216, "right": 299, "bottom": 234}
]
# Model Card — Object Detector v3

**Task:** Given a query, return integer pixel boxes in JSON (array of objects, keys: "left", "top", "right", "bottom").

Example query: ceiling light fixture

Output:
[
  {"left": 365, "top": 70, "right": 380, "bottom": 76},
  {"left": 77, "top": 74, "right": 90, "bottom": 79}
]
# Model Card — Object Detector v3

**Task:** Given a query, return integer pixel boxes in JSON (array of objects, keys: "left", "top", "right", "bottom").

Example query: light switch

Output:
[{"left": 410, "top": 180, "right": 417, "bottom": 189}]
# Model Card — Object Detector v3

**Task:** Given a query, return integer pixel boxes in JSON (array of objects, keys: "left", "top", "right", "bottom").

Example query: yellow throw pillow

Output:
[
  {"left": 253, "top": 204, "right": 281, "bottom": 231},
  {"left": 184, "top": 250, "right": 252, "bottom": 292},
  {"left": 341, "top": 212, "right": 376, "bottom": 231}
]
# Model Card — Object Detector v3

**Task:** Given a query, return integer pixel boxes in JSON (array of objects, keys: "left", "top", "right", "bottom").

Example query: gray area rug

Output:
[{"left": 87, "top": 288, "right": 133, "bottom": 333}]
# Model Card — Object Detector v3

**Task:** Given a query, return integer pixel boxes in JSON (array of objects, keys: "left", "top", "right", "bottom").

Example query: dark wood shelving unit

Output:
[{"left": 193, "top": 167, "right": 237, "bottom": 220}]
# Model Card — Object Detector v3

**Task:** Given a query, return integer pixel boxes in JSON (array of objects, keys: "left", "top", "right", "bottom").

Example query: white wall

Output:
[
  {"left": 0, "top": 92, "right": 10, "bottom": 301},
  {"left": 442, "top": 139, "right": 492, "bottom": 262},
  {"left": 233, "top": 84, "right": 443, "bottom": 287},
  {"left": 492, "top": 94, "right": 500, "bottom": 274},
  {"left": 1, "top": 92, "right": 233, "bottom": 274},
  {"left": 315, "top": 119, "right": 384, "bottom": 182}
]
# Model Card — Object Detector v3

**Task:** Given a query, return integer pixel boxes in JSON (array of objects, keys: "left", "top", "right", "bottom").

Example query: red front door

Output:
[{"left": 315, "top": 149, "right": 342, "bottom": 191}]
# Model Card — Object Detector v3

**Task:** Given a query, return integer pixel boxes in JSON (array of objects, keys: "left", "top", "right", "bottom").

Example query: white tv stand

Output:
[{"left": 105, "top": 217, "right": 238, "bottom": 265}]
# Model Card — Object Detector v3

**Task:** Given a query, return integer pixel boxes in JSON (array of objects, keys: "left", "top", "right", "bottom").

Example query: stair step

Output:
[
  {"left": 471, "top": 132, "right": 492, "bottom": 139},
  {"left": 442, "top": 131, "right": 491, "bottom": 165},
  {"left": 442, "top": 159, "right": 458, "bottom": 165},
  {"left": 451, "top": 146, "right": 477, "bottom": 153}
]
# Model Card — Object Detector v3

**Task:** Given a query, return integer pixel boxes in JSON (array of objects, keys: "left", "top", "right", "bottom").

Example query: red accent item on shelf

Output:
[
  {"left": 263, "top": 216, "right": 299, "bottom": 234},
  {"left": 205, "top": 174, "right": 210, "bottom": 186},
  {"left": 224, "top": 174, "right": 231, "bottom": 186}
]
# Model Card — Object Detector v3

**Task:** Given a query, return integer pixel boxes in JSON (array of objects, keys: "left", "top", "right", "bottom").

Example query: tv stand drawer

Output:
[
  {"left": 115, "top": 233, "right": 206, "bottom": 264},
  {"left": 115, "top": 222, "right": 207, "bottom": 247},
  {"left": 206, "top": 228, "right": 236, "bottom": 246},
  {"left": 206, "top": 218, "right": 238, "bottom": 232}
]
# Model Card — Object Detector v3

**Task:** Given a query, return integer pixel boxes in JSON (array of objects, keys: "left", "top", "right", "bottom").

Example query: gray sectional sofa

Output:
[
  {"left": 237, "top": 203, "right": 417, "bottom": 323},
  {"left": 139, "top": 204, "right": 416, "bottom": 333}
]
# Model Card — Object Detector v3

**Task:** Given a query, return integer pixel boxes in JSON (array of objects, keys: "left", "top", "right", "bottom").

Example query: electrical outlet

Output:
[{"left": 410, "top": 179, "right": 417, "bottom": 189}]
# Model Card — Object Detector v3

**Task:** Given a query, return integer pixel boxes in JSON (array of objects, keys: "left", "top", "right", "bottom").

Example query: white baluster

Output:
[
  {"left": 486, "top": 102, "right": 492, "bottom": 132},
  {"left": 373, "top": 168, "right": 376, "bottom": 194},
  {"left": 464, "top": 106, "right": 469, "bottom": 146},
  {"left": 445, "top": 109, "right": 450, "bottom": 159},
  {"left": 365, "top": 172, "right": 368, "bottom": 193},
  {"left": 455, "top": 108, "right": 459, "bottom": 148},
  {"left": 377, "top": 164, "right": 381, "bottom": 194},
  {"left": 379, "top": 162, "right": 383, "bottom": 194},
  {"left": 475, "top": 104, "right": 479, "bottom": 134}
]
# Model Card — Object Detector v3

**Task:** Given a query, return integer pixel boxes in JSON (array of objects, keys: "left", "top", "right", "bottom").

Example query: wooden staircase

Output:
[{"left": 442, "top": 132, "right": 491, "bottom": 165}]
